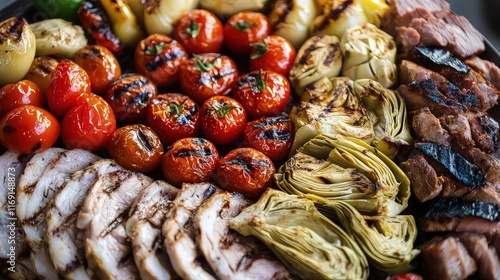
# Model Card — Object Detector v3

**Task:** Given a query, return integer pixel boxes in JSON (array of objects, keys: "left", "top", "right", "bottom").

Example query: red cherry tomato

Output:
[
  {"left": 0, "top": 80, "right": 44, "bottom": 119},
  {"left": 243, "top": 115, "right": 294, "bottom": 162},
  {"left": 389, "top": 273, "right": 424, "bottom": 280},
  {"left": 0, "top": 105, "right": 60, "bottom": 154},
  {"left": 134, "top": 33, "right": 189, "bottom": 87},
  {"left": 200, "top": 96, "right": 246, "bottom": 145},
  {"left": 223, "top": 12, "right": 270, "bottom": 55},
  {"left": 61, "top": 94, "right": 116, "bottom": 151},
  {"left": 179, "top": 53, "right": 239, "bottom": 104},
  {"left": 215, "top": 147, "right": 275, "bottom": 199},
  {"left": 249, "top": 35, "right": 296, "bottom": 76},
  {"left": 46, "top": 61, "right": 91, "bottom": 117},
  {"left": 146, "top": 93, "right": 200, "bottom": 145},
  {"left": 232, "top": 69, "right": 291, "bottom": 120},
  {"left": 174, "top": 9, "right": 224, "bottom": 54},
  {"left": 162, "top": 137, "right": 220, "bottom": 187}
]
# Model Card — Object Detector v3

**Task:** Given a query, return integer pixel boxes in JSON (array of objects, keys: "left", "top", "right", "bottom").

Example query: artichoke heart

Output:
[
  {"left": 311, "top": 0, "right": 368, "bottom": 39},
  {"left": 230, "top": 189, "right": 369, "bottom": 280},
  {"left": 310, "top": 197, "right": 420, "bottom": 274},
  {"left": 340, "top": 23, "right": 397, "bottom": 88},
  {"left": 289, "top": 77, "right": 375, "bottom": 154},
  {"left": 198, "top": 0, "right": 269, "bottom": 18},
  {"left": 353, "top": 79, "right": 413, "bottom": 158},
  {"left": 289, "top": 34, "right": 343, "bottom": 96},
  {"left": 277, "top": 134, "right": 410, "bottom": 216}
]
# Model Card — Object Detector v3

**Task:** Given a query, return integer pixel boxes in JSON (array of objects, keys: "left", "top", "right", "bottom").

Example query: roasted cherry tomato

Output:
[
  {"left": 61, "top": 94, "right": 116, "bottom": 151},
  {"left": 215, "top": 147, "right": 275, "bottom": 199},
  {"left": 200, "top": 96, "right": 246, "bottom": 146},
  {"left": 174, "top": 9, "right": 224, "bottom": 54},
  {"left": 0, "top": 80, "right": 44, "bottom": 119},
  {"left": 78, "top": 1, "right": 124, "bottom": 55},
  {"left": 232, "top": 70, "right": 291, "bottom": 120},
  {"left": 249, "top": 35, "right": 296, "bottom": 76},
  {"left": 0, "top": 105, "right": 60, "bottom": 154},
  {"left": 389, "top": 273, "right": 424, "bottom": 280},
  {"left": 243, "top": 115, "right": 294, "bottom": 162},
  {"left": 46, "top": 61, "right": 91, "bottom": 117},
  {"left": 108, "top": 124, "right": 164, "bottom": 173},
  {"left": 146, "top": 93, "right": 200, "bottom": 145},
  {"left": 105, "top": 73, "right": 158, "bottom": 124},
  {"left": 135, "top": 33, "right": 189, "bottom": 87},
  {"left": 223, "top": 12, "right": 270, "bottom": 55},
  {"left": 179, "top": 53, "right": 239, "bottom": 104},
  {"left": 24, "top": 56, "right": 60, "bottom": 94},
  {"left": 74, "top": 45, "right": 122, "bottom": 95},
  {"left": 162, "top": 137, "right": 220, "bottom": 187}
]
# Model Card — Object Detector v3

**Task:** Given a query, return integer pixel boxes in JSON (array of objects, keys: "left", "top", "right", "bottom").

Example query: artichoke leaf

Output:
[
  {"left": 311, "top": 0, "right": 368, "bottom": 38},
  {"left": 309, "top": 196, "right": 420, "bottom": 274},
  {"left": 230, "top": 189, "right": 369, "bottom": 280}
]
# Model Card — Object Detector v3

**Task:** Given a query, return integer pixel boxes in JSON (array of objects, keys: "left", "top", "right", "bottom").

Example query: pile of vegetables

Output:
[{"left": 0, "top": 0, "right": 423, "bottom": 278}]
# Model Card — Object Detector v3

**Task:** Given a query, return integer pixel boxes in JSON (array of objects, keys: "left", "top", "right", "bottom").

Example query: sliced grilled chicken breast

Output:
[
  {"left": 45, "top": 159, "right": 122, "bottom": 279},
  {"left": 77, "top": 169, "right": 153, "bottom": 280},
  {"left": 126, "top": 180, "right": 179, "bottom": 280},
  {"left": 17, "top": 148, "right": 100, "bottom": 279},
  {"left": 0, "top": 151, "right": 31, "bottom": 260},
  {"left": 162, "top": 183, "right": 218, "bottom": 280},
  {"left": 194, "top": 191, "right": 293, "bottom": 280}
]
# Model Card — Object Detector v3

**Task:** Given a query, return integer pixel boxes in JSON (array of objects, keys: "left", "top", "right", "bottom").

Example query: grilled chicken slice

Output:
[
  {"left": 162, "top": 183, "right": 218, "bottom": 280},
  {"left": 17, "top": 148, "right": 100, "bottom": 279},
  {"left": 0, "top": 151, "right": 31, "bottom": 260},
  {"left": 45, "top": 159, "right": 122, "bottom": 279},
  {"left": 194, "top": 191, "right": 292, "bottom": 280},
  {"left": 77, "top": 169, "right": 153, "bottom": 280},
  {"left": 126, "top": 180, "right": 179, "bottom": 280}
]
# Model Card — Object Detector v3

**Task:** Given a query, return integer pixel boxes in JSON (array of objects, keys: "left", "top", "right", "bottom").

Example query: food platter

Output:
[{"left": 0, "top": 1, "right": 500, "bottom": 279}]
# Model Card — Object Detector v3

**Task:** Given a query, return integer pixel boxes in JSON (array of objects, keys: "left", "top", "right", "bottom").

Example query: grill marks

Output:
[
  {"left": 146, "top": 48, "right": 185, "bottom": 72},
  {"left": 111, "top": 76, "right": 149, "bottom": 99},
  {"left": 0, "top": 17, "right": 25, "bottom": 43}
]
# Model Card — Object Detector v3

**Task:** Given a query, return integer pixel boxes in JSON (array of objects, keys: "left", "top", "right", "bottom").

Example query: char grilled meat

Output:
[
  {"left": 468, "top": 115, "right": 500, "bottom": 154},
  {"left": 410, "top": 107, "right": 451, "bottom": 147},
  {"left": 465, "top": 56, "right": 500, "bottom": 89}
]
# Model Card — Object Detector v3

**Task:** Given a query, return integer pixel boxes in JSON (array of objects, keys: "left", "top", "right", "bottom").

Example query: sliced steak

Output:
[
  {"left": 400, "top": 152, "right": 443, "bottom": 202},
  {"left": 452, "top": 232, "right": 500, "bottom": 280},
  {"left": 126, "top": 180, "right": 179, "bottom": 280},
  {"left": 421, "top": 236, "right": 476, "bottom": 280},
  {"left": 162, "top": 183, "right": 217, "bottom": 280},
  {"left": 77, "top": 170, "right": 153, "bottom": 279},
  {"left": 45, "top": 159, "right": 121, "bottom": 279},
  {"left": 468, "top": 114, "right": 499, "bottom": 154},
  {"left": 399, "top": 60, "right": 449, "bottom": 85},
  {"left": 194, "top": 191, "right": 292, "bottom": 280},
  {"left": 465, "top": 56, "right": 500, "bottom": 89},
  {"left": 439, "top": 114, "right": 475, "bottom": 150},
  {"left": 410, "top": 107, "right": 451, "bottom": 147}
]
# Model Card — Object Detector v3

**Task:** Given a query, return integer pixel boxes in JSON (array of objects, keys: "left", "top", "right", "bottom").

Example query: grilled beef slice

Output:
[
  {"left": 410, "top": 107, "right": 451, "bottom": 147},
  {"left": 400, "top": 153, "right": 444, "bottom": 202},
  {"left": 465, "top": 56, "right": 500, "bottom": 89},
  {"left": 468, "top": 114, "right": 500, "bottom": 154},
  {"left": 421, "top": 236, "right": 477, "bottom": 280}
]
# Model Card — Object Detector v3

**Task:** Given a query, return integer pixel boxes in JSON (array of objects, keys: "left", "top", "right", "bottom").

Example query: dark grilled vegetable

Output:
[
  {"left": 24, "top": 56, "right": 60, "bottom": 94},
  {"left": 78, "top": 1, "right": 124, "bottom": 56},
  {"left": 105, "top": 73, "right": 158, "bottom": 124},
  {"left": 415, "top": 142, "right": 485, "bottom": 188}
]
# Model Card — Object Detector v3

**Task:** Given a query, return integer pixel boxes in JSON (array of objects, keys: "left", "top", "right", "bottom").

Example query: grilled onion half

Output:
[{"left": 230, "top": 188, "right": 369, "bottom": 280}]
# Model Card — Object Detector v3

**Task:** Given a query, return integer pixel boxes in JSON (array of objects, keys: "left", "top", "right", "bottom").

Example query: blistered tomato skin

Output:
[
  {"left": 232, "top": 70, "right": 291, "bottom": 120},
  {"left": 162, "top": 137, "right": 220, "bottom": 187},
  {"left": 61, "top": 94, "right": 116, "bottom": 151},
  {"left": 146, "top": 93, "right": 200, "bottom": 146},
  {"left": 74, "top": 45, "right": 122, "bottom": 95},
  {"left": 0, "top": 105, "right": 60, "bottom": 154},
  {"left": 0, "top": 80, "right": 44, "bottom": 119},
  {"left": 135, "top": 33, "right": 189, "bottom": 87},
  {"left": 224, "top": 12, "right": 270, "bottom": 55},
  {"left": 200, "top": 96, "right": 246, "bottom": 145},
  {"left": 243, "top": 115, "right": 294, "bottom": 162},
  {"left": 174, "top": 9, "right": 224, "bottom": 54},
  {"left": 46, "top": 61, "right": 91, "bottom": 117},
  {"left": 249, "top": 35, "right": 296, "bottom": 76},
  {"left": 108, "top": 124, "right": 164, "bottom": 173},
  {"left": 179, "top": 53, "right": 239, "bottom": 104},
  {"left": 215, "top": 147, "right": 275, "bottom": 199},
  {"left": 105, "top": 73, "right": 158, "bottom": 124}
]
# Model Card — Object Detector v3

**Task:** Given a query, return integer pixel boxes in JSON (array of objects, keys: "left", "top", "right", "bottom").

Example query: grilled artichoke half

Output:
[
  {"left": 289, "top": 77, "right": 375, "bottom": 155},
  {"left": 340, "top": 23, "right": 397, "bottom": 88},
  {"left": 354, "top": 79, "right": 413, "bottom": 158},
  {"left": 289, "top": 34, "right": 343, "bottom": 96},
  {"left": 276, "top": 134, "right": 410, "bottom": 216},
  {"left": 311, "top": 0, "right": 368, "bottom": 39},
  {"left": 230, "top": 189, "right": 369, "bottom": 280},
  {"left": 311, "top": 196, "right": 420, "bottom": 274}
]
